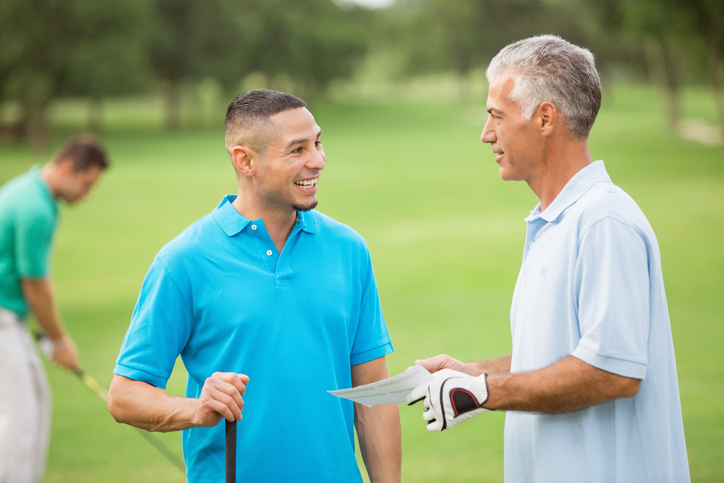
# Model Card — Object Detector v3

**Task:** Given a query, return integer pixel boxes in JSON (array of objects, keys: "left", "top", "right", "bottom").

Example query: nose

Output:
[
  {"left": 481, "top": 115, "right": 496, "bottom": 144},
  {"left": 308, "top": 147, "right": 326, "bottom": 171}
]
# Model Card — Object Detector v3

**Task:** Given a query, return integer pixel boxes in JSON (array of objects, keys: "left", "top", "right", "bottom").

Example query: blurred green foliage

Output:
[
  {"left": 2, "top": 0, "right": 723, "bottom": 149},
  {"left": 0, "top": 0, "right": 370, "bottom": 145}
]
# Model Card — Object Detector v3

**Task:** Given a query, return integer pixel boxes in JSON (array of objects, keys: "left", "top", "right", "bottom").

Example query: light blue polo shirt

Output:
[
  {"left": 114, "top": 195, "right": 393, "bottom": 482},
  {"left": 505, "top": 161, "right": 689, "bottom": 482},
  {"left": 0, "top": 166, "right": 58, "bottom": 319}
]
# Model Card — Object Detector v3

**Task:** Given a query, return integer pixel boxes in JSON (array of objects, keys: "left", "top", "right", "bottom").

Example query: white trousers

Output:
[{"left": 0, "top": 308, "right": 51, "bottom": 483}]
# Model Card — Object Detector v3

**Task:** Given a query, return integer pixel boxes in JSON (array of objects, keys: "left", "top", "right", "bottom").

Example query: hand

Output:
[
  {"left": 406, "top": 369, "right": 490, "bottom": 432},
  {"left": 39, "top": 335, "right": 79, "bottom": 372},
  {"left": 51, "top": 338, "right": 79, "bottom": 371},
  {"left": 414, "top": 354, "right": 474, "bottom": 375},
  {"left": 196, "top": 372, "right": 250, "bottom": 427}
]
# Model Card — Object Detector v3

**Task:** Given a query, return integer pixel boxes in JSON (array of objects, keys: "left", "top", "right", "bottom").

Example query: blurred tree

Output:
[
  {"left": 149, "top": 0, "right": 256, "bottom": 131},
  {"left": 391, "top": 0, "right": 528, "bottom": 97},
  {"left": 63, "top": 0, "right": 152, "bottom": 133},
  {"left": 616, "top": 0, "right": 699, "bottom": 132},
  {"left": 150, "top": 0, "right": 369, "bottom": 131},
  {"left": 684, "top": 0, "right": 724, "bottom": 144},
  {"left": 249, "top": 0, "right": 370, "bottom": 98},
  {"left": 0, "top": 0, "right": 150, "bottom": 148},
  {"left": 387, "top": 0, "right": 626, "bottom": 99}
]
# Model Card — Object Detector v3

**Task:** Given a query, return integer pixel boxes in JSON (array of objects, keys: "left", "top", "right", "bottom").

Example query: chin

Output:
[{"left": 292, "top": 200, "right": 318, "bottom": 212}]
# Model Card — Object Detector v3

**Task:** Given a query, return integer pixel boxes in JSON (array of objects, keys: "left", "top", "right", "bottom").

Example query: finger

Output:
[
  {"left": 202, "top": 377, "right": 246, "bottom": 420},
  {"left": 212, "top": 372, "right": 249, "bottom": 396},
  {"left": 427, "top": 418, "right": 443, "bottom": 433},
  {"left": 406, "top": 382, "right": 428, "bottom": 406},
  {"left": 202, "top": 398, "right": 237, "bottom": 423},
  {"left": 423, "top": 408, "right": 436, "bottom": 423},
  {"left": 415, "top": 354, "right": 451, "bottom": 373}
]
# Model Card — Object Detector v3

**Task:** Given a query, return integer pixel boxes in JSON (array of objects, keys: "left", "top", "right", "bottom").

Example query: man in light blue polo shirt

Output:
[
  {"left": 407, "top": 36, "right": 689, "bottom": 482},
  {"left": 108, "top": 89, "right": 401, "bottom": 482},
  {"left": 0, "top": 135, "right": 108, "bottom": 483}
]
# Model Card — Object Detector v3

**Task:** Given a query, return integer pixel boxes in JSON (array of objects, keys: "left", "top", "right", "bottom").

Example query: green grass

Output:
[{"left": 0, "top": 83, "right": 722, "bottom": 482}]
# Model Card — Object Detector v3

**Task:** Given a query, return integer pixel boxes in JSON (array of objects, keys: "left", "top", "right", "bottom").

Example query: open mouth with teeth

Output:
[{"left": 294, "top": 178, "right": 318, "bottom": 190}]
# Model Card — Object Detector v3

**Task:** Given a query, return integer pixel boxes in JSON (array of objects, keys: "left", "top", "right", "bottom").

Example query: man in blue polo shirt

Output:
[
  {"left": 108, "top": 89, "right": 401, "bottom": 482},
  {"left": 0, "top": 135, "right": 108, "bottom": 483},
  {"left": 406, "top": 36, "right": 689, "bottom": 482}
]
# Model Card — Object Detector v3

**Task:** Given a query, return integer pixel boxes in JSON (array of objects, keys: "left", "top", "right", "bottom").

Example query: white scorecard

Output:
[{"left": 328, "top": 365, "right": 434, "bottom": 407}]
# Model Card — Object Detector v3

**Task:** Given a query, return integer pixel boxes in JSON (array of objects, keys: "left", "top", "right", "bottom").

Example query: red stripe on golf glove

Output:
[{"left": 406, "top": 369, "right": 490, "bottom": 432}]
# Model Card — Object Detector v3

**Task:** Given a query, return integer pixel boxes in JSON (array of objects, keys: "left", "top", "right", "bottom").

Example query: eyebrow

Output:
[{"left": 285, "top": 128, "right": 323, "bottom": 150}]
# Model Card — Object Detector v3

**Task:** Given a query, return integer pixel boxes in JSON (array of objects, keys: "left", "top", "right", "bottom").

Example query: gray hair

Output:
[{"left": 486, "top": 35, "right": 601, "bottom": 139}]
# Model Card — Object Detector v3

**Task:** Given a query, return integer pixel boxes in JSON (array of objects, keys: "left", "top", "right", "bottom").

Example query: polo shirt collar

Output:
[
  {"left": 528, "top": 160, "right": 611, "bottom": 223},
  {"left": 212, "top": 195, "right": 318, "bottom": 236},
  {"left": 295, "top": 209, "right": 318, "bottom": 234}
]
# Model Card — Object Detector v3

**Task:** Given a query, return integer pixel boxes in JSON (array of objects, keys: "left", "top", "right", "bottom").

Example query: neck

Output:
[
  {"left": 528, "top": 138, "right": 592, "bottom": 211},
  {"left": 40, "top": 164, "right": 61, "bottom": 199},
  {"left": 232, "top": 190, "right": 296, "bottom": 253}
]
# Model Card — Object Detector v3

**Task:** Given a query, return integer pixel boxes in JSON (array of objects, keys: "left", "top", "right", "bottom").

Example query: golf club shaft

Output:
[
  {"left": 73, "top": 369, "right": 186, "bottom": 474},
  {"left": 226, "top": 419, "right": 236, "bottom": 483}
]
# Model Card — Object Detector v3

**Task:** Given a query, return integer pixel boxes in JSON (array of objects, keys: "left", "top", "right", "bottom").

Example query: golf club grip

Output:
[{"left": 226, "top": 419, "right": 236, "bottom": 483}]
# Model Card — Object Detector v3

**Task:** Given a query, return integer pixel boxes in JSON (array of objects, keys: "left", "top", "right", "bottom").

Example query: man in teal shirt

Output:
[{"left": 0, "top": 135, "right": 108, "bottom": 483}]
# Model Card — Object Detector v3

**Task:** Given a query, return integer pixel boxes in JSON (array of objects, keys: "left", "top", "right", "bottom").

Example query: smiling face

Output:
[
  {"left": 252, "top": 107, "right": 325, "bottom": 214},
  {"left": 480, "top": 73, "right": 545, "bottom": 183}
]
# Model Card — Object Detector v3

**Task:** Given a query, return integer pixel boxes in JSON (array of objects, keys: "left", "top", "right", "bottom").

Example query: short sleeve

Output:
[
  {"left": 15, "top": 208, "right": 55, "bottom": 278},
  {"left": 572, "top": 217, "right": 649, "bottom": 379},
  {"left": 350, "top": 248, "right": 393, "bottom": 366},
  {"left": 114, "top": 255, "right": 194, "bottom": 388}
]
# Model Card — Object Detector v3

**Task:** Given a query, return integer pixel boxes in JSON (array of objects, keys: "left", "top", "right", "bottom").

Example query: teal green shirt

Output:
[{"left": 0, "top": 166, "right": 58, "bottom": 319}]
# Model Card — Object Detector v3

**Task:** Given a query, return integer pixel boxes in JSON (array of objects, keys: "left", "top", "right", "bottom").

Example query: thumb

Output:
[{"left": 415, "top": 354, "right": 450, "bottom": 373}]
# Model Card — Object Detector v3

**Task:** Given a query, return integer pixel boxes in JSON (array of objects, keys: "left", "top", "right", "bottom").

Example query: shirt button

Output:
[
  {"left": 529, "top": 241, "right": 535, "bottom": 249},
  {"left": 251, "top": 224, "right": 257, "bottom": 230},
  {"left": 266, "top": 250, "right": 272, "bottom": 256}
]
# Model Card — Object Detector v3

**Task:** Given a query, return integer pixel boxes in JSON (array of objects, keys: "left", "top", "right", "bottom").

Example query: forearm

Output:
[
  {"left": 21, "top": 278, "right": 66, "bottom": 340},
  {"left": 355, "top": 403, "right": 401, "bottom": 483},
  {"left": 351, "top": 356, "right": 401, "bottom": 482},
  {"left": 484, "top": 355, "right": 640, "bottom": 413},
  {"left": 468, "top": 354, "right": 511, "bottom": 376},
  {"left": 108, "top": 375, "right": 201, "bottom": 432}
]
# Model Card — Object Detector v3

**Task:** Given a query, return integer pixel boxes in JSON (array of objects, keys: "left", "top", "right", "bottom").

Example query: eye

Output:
[
  {"left": 315, "top": 140, "right": 322, "bottom": 147},
  {"left": 292, "top": 147, "right": 303, "bottom": 154}
]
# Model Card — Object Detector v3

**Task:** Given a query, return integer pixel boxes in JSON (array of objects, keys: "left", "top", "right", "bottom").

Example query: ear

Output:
[
  {"left": 536, "top": 102, "right": 558, "bottom": 137},
  {"left": 230, "top": 145, "right": 256, "bottom": 178},
  {"left": 56, "top": 158, "right": 76, "bottom": 175}
]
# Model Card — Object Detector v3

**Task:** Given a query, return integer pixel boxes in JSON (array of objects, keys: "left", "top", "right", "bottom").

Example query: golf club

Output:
[
  {"left": 226, "top": 419, "right": 236, "bottom": 483},
  {"left": 35, "top": 332, "right": 186, "bottom": 474}
]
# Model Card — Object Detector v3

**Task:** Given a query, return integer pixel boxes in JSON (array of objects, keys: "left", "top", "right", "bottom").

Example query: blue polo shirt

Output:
[
  {"left": 505, "top": 161, "right": 689, "bottom": 482},
  {"left": 0, "top": 166, "right": 58, "bottom": 319},
  {"left": 114, "top": 196, "right": 393, "bottom": 482}
]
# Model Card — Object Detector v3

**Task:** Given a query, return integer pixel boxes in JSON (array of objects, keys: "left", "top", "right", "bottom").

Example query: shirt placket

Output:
[{"left": 247, "top": 221, "right": 280, "bottom": 274}]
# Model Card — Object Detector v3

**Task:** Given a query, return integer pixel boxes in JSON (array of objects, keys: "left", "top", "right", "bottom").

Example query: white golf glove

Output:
[{"left": 406, "top": 369, "right": 490, "bottom": 432}]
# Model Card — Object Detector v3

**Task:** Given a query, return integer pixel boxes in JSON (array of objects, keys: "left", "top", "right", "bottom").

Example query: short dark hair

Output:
[
  {"left": 224, "top": 89, "right": 307, "bottom": 154},
  {"left": 53, "top": 135, "right": 109, "bottom": 171}
]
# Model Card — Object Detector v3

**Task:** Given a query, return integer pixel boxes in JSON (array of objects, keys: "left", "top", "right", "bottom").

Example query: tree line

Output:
[
  {"left": 0, "top": 0, "right": 370, "bottom": 148},
  {"left": 384, "top": 0, "right": 723, "bottom": 142},
  {"left": 1, "top": 0, "right": 722, "bottom": 149}
]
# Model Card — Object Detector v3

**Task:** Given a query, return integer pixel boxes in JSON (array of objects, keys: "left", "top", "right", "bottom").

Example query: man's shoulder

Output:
[
  {"left": 574, "top": 181, "right": 652, "bottom": 233},
  {"left": 156, "top": 212, "right": 220, "bottom": 263},
  {"left": 0, "top": 170, "right": 55, "bottom": 223},
  {"left": 308, "top": 210, "right": 368, "bottom": 248}
]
